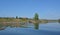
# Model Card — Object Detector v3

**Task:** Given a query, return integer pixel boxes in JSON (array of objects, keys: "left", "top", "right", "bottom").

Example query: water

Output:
[{"left": 0, "top": 22, "right": 60, "bottom": 35}]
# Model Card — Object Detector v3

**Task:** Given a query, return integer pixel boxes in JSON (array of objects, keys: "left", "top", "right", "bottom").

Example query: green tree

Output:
[
  {"left": 34, "top": 13, "right": 39, "bottom": 20},
  {"left": 33, "top": 13, "right": 39, "bottom": 29},
  {"left": 16, "top": 16, "right": 18, "bottom": 19}
]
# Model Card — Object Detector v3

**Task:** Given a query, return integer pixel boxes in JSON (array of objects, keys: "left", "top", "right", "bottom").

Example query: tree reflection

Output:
[
  {"left": 34, "top": 22, "right": 39, "bottom": 30},
  {"left": 0, "top": 22, "right": 39, "bottom": 30}
]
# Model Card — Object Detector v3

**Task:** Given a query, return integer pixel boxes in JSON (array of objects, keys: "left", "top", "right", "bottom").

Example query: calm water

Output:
[{"left": 0, "top": 22, "right": 60, "bottom": 35}]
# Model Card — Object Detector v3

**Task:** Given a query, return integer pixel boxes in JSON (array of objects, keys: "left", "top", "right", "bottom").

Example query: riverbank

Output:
[{"left": 0, "top": 18, "right": 58, "bottom": 23}]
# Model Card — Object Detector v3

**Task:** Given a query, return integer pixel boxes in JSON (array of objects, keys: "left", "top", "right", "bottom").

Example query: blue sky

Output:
[{"left": 0, "top": 0, "right": 60, "bottom": 19}]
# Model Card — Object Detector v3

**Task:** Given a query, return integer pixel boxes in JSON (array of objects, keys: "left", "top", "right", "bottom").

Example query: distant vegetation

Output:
[{"left": 0, "top": 13, "right": 59, "bottom": 23}]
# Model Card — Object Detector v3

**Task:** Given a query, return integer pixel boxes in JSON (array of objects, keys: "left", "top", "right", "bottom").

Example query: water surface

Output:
[{"left": 0, "top": 22, "right": 60, "bottom": 35}]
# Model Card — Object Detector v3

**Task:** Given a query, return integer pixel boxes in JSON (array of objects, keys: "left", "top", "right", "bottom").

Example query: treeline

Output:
[
  {"left": 0, "top": 16, "right": 32, "bottom": 22},
  {"left": 0, "top": 17, "right": 29, "bottom": 19}
]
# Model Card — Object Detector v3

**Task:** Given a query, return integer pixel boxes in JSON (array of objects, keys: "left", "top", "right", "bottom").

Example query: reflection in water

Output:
[
  {"left": 0, "top": 22, "right": 40, "bottom": 30},
  {"left": 0, "top": 22, "right": 32, "bottom": 30},
  {"left": 0, "top": 22, "right": 50, "bottom": 30},
  {"left": 0, "top": 23, "right": 39, "bottom": 30},
  {"left": 34, "top": 23, "right": 39, "bottom": 29},
  {"left": 0, "top": 23, "right": 6, "bottom": 30},
  {"left": 0, "top": 27, "right": 5, "bottom": 30},
  {"left": 0, "top": 22, "right": 60, "bottom": 35}
]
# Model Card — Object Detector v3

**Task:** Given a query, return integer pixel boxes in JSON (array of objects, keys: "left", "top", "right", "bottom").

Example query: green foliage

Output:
[
  {"left": 16, "top": 16, "right": 18, "bottom": 19},
  {"left": 33, "top": 13, "right": 39, "bottom": 29},
  {"left": 33, "top": 13, "right": 39, "bottom": 20}
]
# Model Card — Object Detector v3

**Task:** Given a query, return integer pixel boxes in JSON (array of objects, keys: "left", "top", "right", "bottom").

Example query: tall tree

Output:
[
  {"left": 34, "top": 13, "right": 39, "bottom": 20},
  {"left": 33, "top": 13, "right": 39, "bottom": 29}
]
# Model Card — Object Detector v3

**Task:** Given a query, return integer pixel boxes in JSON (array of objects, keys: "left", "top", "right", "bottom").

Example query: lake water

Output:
[{"left": 0, "top": 22, "right": 60, "bottom": 35}]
